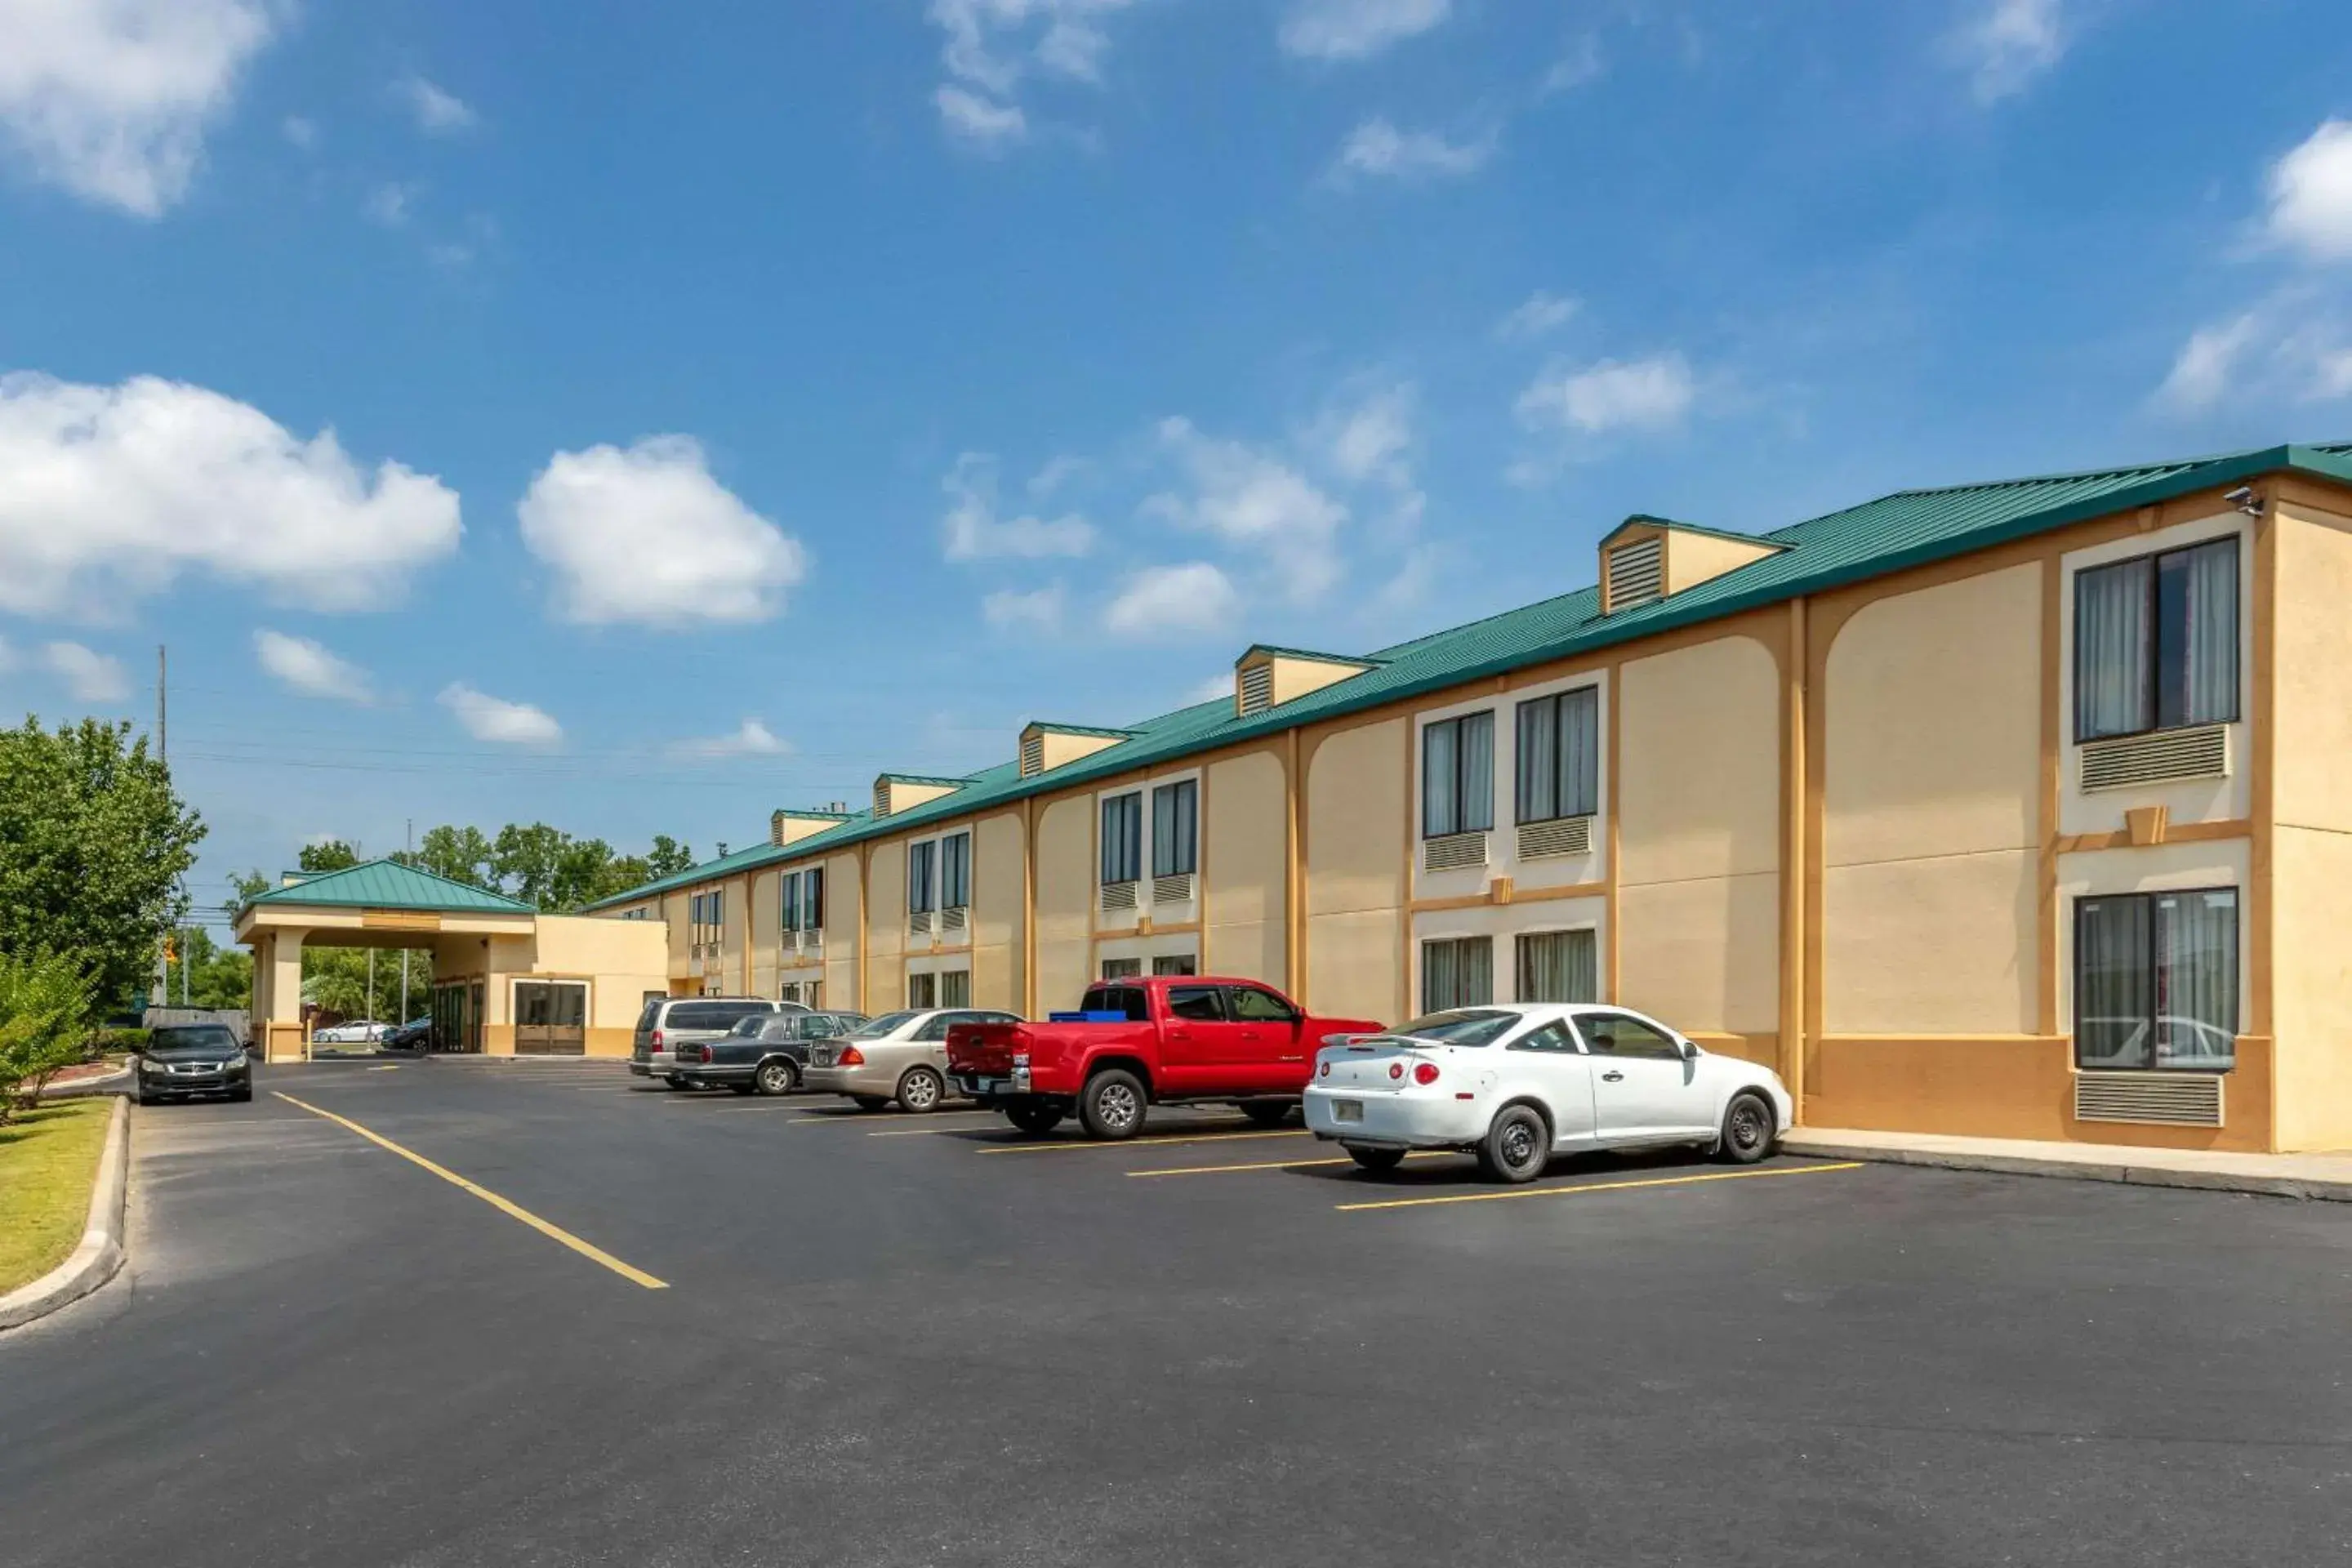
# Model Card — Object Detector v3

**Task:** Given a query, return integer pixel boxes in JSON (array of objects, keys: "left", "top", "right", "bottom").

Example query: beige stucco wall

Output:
[
  {"left": 662, "top": 890, "right": 688, "bottom": 973},
  {"left": 1822, "top": 564, "right": 2042, "bottom": 1035},
  {"left": 531, "top": 915, "right": 670, "bottom": 1027},
  {"left": 1665, "top": 529, "right": 1780, "bottom": 595},
  {"left": 822, "top": 852, "right": 862, "bottom": 1011},
  {"left": 1204, "top": 750, "right": 1285, "bottom": 986},
  {"left": 865, "top": 840, "right": 906, "bottom": 1018},
  {"left": 2266, "top": 504, "right": 2352, "bottom": 1149},
  {"left": 1035, "top": 795, "right": 1093, "bottom": 1010},
  {"left": 1615, "top": 635, "right": 1780, "bottom": 1032},
  {"left": 973, "top": 811, "right": 1026, "bottom": 1011},
  {"left": 749, "top": 869, "right": 780, "bottom": 997},
  {"left": 1307, "top": 717, "right": 1406, "bottom": 1023}
]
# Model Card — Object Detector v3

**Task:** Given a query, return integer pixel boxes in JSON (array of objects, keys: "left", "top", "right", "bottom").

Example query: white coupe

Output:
[{"left": 1303, "top": 1003, "right": 1793, "bottom": 1183}]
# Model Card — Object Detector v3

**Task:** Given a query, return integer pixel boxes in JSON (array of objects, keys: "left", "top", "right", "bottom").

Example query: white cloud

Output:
[
  {"left": 1329, "top": 118, "right": 1495, "bottom": 185},
  {"left": 1953, "top": 0, "right": 2065, "bottom": 104},
  {"left": 362, "top": 181, "right": 415, "bottom": 227},
  {"left": 674, "top": 718, "right": 787, "bottom": 760},
  {"left": 926, "top": 0, "right": 1138, "bottom": 149},
  {"left": 396, "top": 74, "right": 475, "bottom": 135},
  {"left": 2156, "top": 314, "right": 2262, "bottom": 412},
  {"left": 41, "top": 641, "right": 128, "bottom": 703},
  {"left": 1540, "top": 34, "right": 1605, "bottom": 95},
  {"left": 1497, "top": 291, "right": 1579, "bottom": 341},
  {"left": 935, "top": 85, "right": 1027, "bottom": 147},
  {"left": 282, "top": 115, "right": 317, "bottom": 151},
  {"left": 1279, "top": 0, "right": 1450, "bottom": 61},
  {"left": 1103, "top": 562, "right": 1241, "bottom": 640},
  {"left": 2266, "top": 119, "right": 2352, "bottom": 264},
  {"left": 1147, "top": 417, "right": 1349, "bottom": 603},
  {"left": 1028, "top": 454, "right": 1086, "bottom": 497},
  {"left": 0, "top": 372, "right": 461, "bottom": 616},
  {"left": 1517, "top": 353, "right": 1697, "bottom": 435},
  {"left": 0, "top": 0, "right": 276, "bottom": 216},
  {"left": 439, "top": 683, "right": 560, "bottom": 746},
  {"left": 1183, "top": 671, "right": 1236, "bottom": 707},
  {"left": 518, "top": 435, "right": 808, "bottom": 627},
  {"left": 942, "top": 453, "right": 1094, "bottom": 560},
  {"left": 982, "top": 582, "right": 1067, "bottom": 633},
  {"left": 254, "top": 630, "right": 372, "bottom": 703}
]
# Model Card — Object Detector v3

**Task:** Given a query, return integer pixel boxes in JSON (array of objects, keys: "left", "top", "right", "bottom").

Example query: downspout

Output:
[
  {"left": 1286, "top": 727, "right": 1303, "bottom": 998},
  {"left": 1780, "top": 595, "right": 1809, "bottom": 1124}
]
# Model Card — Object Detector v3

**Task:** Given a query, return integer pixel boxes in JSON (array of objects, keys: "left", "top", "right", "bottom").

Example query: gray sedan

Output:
[{"left": 803, "top": 1008, "right": 1022, "bottom": 1113}]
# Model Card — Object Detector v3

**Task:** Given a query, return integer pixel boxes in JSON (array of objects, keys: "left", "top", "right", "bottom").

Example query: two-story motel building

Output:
[{"left": 581, "top": 442, "right": 2352, "bottom": 1156}]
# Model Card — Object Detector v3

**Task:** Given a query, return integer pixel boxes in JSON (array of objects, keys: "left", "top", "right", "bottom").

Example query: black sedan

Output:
[
  {"left": 132, "top": 1022, "right": 254, "bottom": 1105},
  {"left": 671, "top": 1010, "right": 869, "bottom": 1096}
]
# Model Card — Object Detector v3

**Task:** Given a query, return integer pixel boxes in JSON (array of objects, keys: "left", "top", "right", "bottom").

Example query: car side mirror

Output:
[{"left": 1677, "top": 1039, "right": 1698, "bottom": 1061}]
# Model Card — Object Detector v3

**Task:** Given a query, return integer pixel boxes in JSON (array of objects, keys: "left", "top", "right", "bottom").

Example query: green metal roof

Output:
[
  {"left": 1235, "top": 644, "right": 1385, "bottom": 668},
  {"left": 242, "top": 858, "right": 535, "bottom": 915},
  {"left": 878, "top": 772, "right": 980, "bottom": 787},
  {"left": 586, "top": 440, "right": 2352, "bottom": 913},
  {"left": 1024, "top": 720, "right": 1137, "bottom": 739},
  {"left": 772, "top": 807, "right": 852, "bottom": 822},
  {"left": 1602, "top": 513, "right": 1790, "bottom": 550}
]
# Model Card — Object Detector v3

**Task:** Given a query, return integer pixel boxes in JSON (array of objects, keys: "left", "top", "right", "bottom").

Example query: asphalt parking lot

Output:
[{"left": 4, "top": 1058, "right": 2349, "bottom": 1567}]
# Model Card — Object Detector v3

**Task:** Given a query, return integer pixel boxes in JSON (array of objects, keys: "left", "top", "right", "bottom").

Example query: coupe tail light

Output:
[
  {"left": 839, "top": 1045, "right": 866, "bottom": 1066},
  {"left": 1318, "top": 1061, "right": 1330, "bottom": 1077},
  {"left": 1388, "top": 1062, "right": 1404, "bottom": 1080},
  {"left": 1412, "top": 1062, "right": 1441, "bottom": 1086}
]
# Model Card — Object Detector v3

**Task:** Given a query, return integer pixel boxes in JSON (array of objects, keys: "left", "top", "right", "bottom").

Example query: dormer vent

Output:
[
  {"left": 1018, "top": 722, "right": 1131, "bottom": 779},
  {"left": 1232, "top": 645, "right": 1381, "bottom": 716},
  {"left": 1020, "top": 733, "right": 1046, "bottom": 777},
  {"left": 872, "top": 774, "right": 973, "bottom": 820},
  {"left": 1599, "top": 516, "right": 1786, "bottom": 614},
  {"left": 1238, "top": 663, "right": 1275, "bottom": 715},
  {"left": 1604, "top": 536, "right": 1664, "bottom": 612}
]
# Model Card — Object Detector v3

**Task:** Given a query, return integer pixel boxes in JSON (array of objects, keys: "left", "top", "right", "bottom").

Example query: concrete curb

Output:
[
  {"left": 0, "top": 1095, "right": 131, "bottom": 1332},
  {"left": 41, "top": 1067, "right": 132, "bottom": 1101},
  {"left": 1780, "top": 1134, "right": 2352, "bottom": 1203}
]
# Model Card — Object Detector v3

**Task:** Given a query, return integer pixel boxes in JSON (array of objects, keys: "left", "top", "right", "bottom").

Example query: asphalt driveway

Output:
[{"left": 2, "top": 1057, "right": 2347, "bottom": 1567}]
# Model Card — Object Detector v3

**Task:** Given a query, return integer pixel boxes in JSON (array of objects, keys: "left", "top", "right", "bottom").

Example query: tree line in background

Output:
[
  {"left": 0, "top": 717, "right": 202, "bottom": 1118},
  {"left": 216, "top": 825, "right": 698, "bottom": 1025}
]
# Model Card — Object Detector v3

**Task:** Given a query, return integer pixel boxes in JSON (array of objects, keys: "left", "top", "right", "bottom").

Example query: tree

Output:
[
  {"left": 298, "top": 840, "right": 360, "bottom": 873},
  {"left": 229, "top": 869, "right": 273, "bottom": 906},
  {"left": 492, "top": 822, "right": 568, "bottom": 910},
  {"left": 165, "top": 926, "right": 252, "bottom": 1011},
  {"left": 0, "top": 718, "right": 203, "bottom": 1007},
  {"left": 0, "top": 947, "right": 96, "bottom": 1121},
  {"left": 648, "top": 835, "right": 695, "bottom": 879},
  {"left": 396, "top": 825, "right": 496, "bottom": 889}
]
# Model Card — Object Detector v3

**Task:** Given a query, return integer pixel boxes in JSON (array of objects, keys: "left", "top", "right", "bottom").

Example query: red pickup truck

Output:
[{"left": 945, "top": 975, "right": 1384, "bottom": 1140}]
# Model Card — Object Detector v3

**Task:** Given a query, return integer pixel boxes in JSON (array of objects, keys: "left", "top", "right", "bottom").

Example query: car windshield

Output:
[
  {"left": 149, "top": 1025, "right": 238, "bottom": 1054},
  {"left": 846, "top": 1010, "right": 921, "bottom": 1040},
  {"left": 1383, "top": 1010, "right": 1521, "bottom": 1048}
]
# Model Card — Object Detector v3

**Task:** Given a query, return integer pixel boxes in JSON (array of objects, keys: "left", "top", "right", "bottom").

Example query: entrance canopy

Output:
[{"left": 232, "top": 859, "right": 666, "bottom": 1062}]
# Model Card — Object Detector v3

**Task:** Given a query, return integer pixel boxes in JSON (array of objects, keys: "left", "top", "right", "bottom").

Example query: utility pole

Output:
[{"left": 153, "top": 644, "right": 168, "bottom": 1013}]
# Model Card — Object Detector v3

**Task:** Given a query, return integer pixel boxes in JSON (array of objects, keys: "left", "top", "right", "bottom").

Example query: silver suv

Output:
[{"left": 630, "top": 997, "right": 801, "bottom": 1086}]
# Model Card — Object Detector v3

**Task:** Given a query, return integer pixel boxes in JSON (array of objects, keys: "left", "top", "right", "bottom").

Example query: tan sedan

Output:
[{"left": 802, "top": 1008, "right": 1022, "bottom": 1112}]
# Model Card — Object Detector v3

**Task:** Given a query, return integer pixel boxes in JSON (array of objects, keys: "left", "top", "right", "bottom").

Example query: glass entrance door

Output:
[{"left": 514, "top": 981, "right": 588, "bottom": 1055}]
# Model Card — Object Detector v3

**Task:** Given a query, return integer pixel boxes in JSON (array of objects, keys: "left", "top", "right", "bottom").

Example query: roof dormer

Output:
[
  {"left": 872, "top": 773, "right": 973, "bottom": 820},
  {"left": 769, "top": 807, "right": 851, "bottom": 848},
  {"left": 1600, "top": 516, "right": 1785, "bottom": 615},
  {"left": 1232, "top": 645, "right": 1380, "bottom": 717},
  {"left": 1018, "top": 722, "right": 1133, "bottom": 779}
]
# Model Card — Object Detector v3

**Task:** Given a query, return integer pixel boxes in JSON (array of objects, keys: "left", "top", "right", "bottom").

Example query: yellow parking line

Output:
[
  {"left": 978, "top": 1129, "right": 1311, "bottom": 1156},
  {"left": 273, "top": 1093, "right": 669, "bottom": 1290},
  {"left": 1336, "top": 1161, "right": 1864, "bottom": 1212},
  {"left": 1129, "top": 1151, "right": 1454, "bottom": 1177}
]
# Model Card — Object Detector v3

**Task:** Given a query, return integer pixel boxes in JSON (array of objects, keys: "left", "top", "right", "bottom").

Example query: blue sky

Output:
[{"left": 2, "top": 0, "right": 2350, "bottom": 929}]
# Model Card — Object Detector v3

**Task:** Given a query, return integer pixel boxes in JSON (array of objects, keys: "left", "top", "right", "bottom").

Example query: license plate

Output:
[{"left": 1334, "top": 1099, "right": 1363, "bottom": 1123}]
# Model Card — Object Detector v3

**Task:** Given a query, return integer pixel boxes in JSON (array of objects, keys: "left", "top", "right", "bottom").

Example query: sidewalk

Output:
[{"left": 1782, "top": 1127, "right": 2352, "bottom": 1202}]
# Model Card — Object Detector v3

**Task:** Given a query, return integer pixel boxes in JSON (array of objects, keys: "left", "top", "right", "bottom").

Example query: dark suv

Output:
[
  {"left": 672, "top": 1011, "right": 870, "bottom": 1096},
  {"left": 630, "top": 997, "right": 797, "bottom": 1087}
]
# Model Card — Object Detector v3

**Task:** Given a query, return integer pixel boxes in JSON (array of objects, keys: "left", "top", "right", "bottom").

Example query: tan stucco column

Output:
[{"left": 261, "top": 927, "right": 309, "bottom": 1062}]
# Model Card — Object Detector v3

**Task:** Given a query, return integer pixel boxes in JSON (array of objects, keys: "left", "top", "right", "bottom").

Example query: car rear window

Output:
[
  {"left": 1390, "top": 1009, "right": 1519, "bottom": 1048},
  {"left": 669, "top": 1002, "right": 768, "bottom": 1030},
  {"left": 846, "top": 1010, "right": 920, "bottom": 1039},
  {"left": 635, "top": 1000, "right": 662, "bottom": 1033},
  {"left": 1078, "top": 986, "right": 1149, "bottom": 1022}
]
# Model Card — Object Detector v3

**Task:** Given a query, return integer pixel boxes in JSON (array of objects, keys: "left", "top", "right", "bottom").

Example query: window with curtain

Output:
[
  {"left": 2074, "top": 537, "right": 2239, "bottom": 742},
  {"left": 2074, "top": 887, "right": 2238, "bottom": 1071},
  {"left": 1152, "top": 779, "right": 1199, "bottom": 876},
  {"left": 805, "top": 866, "right": 823, "bottom": 930},
  {"left": 779, "top": 873, "right": 800, "bottom": 933},
  {"left": 941, "top": 832, "right": 971, "bottom": 909},
  {"left": 940, "top": 969, "right": 971, "bottom": 1008},
  {"left": 908, "top": 840, "right": 937, "bottom": 913},
  {"left": 1514, "top": 929, "right": 1598, "bottom": 1004},
  {"left": 908, "top": 972, "right": 937, "bottom": 1009},
  {"left": 1101, "top": 792, "right": 1143, "bottom": 884},
  {"left": 1515, "top": 688, "right": 1600, "bottom": 825},
  {"left": 1099, "top": 957, "right": 1143, "bottom": 980},
  {"left": 1422, "top": 712, "right": 1495, "bottom": 838},
  {"left": 1421, "top": 936, "right": 1495, "bottom": 1013}
]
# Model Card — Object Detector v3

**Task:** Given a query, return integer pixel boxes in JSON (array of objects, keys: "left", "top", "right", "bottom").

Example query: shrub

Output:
[{"left": 0, "top": 949, "right": 96, "bottom": 1123}]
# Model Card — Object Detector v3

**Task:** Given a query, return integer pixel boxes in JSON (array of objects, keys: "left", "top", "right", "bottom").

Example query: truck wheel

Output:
[
  {"left": 1347, "top": 1146, "right": 1405, "bottom": 1174},
  {"left": 897, "top": 1066, "right": 946, "bottom": 1114},
  {"left": 1237, "top": 1099, "right": 1294, "bottom": 1128},
  {"left": 754, "top": 1059, "right": 797, "bottom": 1097},
  {"left": 1079, "top": 1068, "right": 1147, "bottom": 1140},
  {"left": 1004, "top": 1102, "right": 1066, "bottom": 1137}
]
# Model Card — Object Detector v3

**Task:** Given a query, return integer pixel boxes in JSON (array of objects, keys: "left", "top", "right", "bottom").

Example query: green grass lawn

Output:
[{"left": 0, "top": 1098, "right": 114, "bottom": 1294}]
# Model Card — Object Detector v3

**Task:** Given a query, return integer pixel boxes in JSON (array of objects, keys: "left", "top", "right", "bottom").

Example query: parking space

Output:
[{"left": 6, "top": 1061, "right": 2350, "bottom": 1568}]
